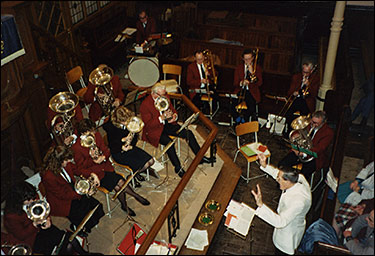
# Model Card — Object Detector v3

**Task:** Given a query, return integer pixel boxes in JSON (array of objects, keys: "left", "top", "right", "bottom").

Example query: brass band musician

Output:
[
  {"left": 71, "top": 118, "right": 150, "bottom": 217},
  {"left": 102, "top": 106, "right": 158, "bottom": 185},
  {"left": 284, "top": 62, "right": 320, "bottom": 133},
  {"left": 232, "top": 48, "right": 262, "bottom": 125},
  {"left": 84, "top": 64, "right": 124, "bottom": 123},
  {"left": 187, "top": 50, "right": 219, "bottom": 115}
]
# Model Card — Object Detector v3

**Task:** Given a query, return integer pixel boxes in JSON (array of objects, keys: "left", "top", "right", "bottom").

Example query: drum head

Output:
[{"left": 128, "top": 58, "right": 160, "bottom": 87}]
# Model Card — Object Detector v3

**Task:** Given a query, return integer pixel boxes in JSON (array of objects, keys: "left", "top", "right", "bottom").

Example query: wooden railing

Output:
[{"left": 136, "top": 94, "right": 218, "bottom": 255}]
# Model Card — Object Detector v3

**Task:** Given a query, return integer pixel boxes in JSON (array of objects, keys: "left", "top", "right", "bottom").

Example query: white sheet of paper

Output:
[
  {"left": 135, "top": 46, "right": 143, "bottom": 53},
  {"left": 185, "top": 228, "right": 209, "bottom": 251},
  {"left": 325, "top": 167, "right": 338, "bottom": 192}
]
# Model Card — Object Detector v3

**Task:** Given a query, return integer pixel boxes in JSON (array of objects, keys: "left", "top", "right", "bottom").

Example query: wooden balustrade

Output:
[{"left": 136, "top": 94, "right": 218, "bottom": 255}]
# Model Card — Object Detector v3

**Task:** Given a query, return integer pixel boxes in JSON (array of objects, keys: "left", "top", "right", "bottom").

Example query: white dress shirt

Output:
[
  {"left": 255, "top": 165, "right": 312, "bottom": 254},
  {"left": 197, "top": 63, "right": 207, "bottom": 88}
]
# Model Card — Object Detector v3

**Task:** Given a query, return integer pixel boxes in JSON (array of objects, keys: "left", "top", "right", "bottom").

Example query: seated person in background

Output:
[
  {"left": 140, "top": 83, "right": 214, "bottom": 178},
  {"left": 284, "top": 62, "right": 320, "bottom": 133},
  {"left": 3, "top": 181, "right": 100, "bottom": 255},
  {"left": 343, "top": 209, "right": 374, "bottom": 255},
  {"left": 136, "top": 9, "right": 157, "bottom": 45},
  {"left": 40, "top": 145, "right": 104, "bottom": 237},
  {"left": 84, "top": 64, "right": 124, "bottom": 123},
  {"left": 333, "top": 198, "right": 374, "bottom": 239},
  {"left": 278, "top": 110, "right": 334, "bottom": 182},
  {"left": 232, "top": 48, "right": 262, "bottom": 125},
  {"left": 103, "top": 106, "right": 158, "bottom": 185},
  {"left": 47, "top": 90, "right": 84, "bottom": 147},
  {"left": 186, "top": 50, "right": 219, "bottom": 114},
  {"left": 251, "top": 153, "right": 312, "bottom": 255},
  {"left": 71, "top": 118, "right": 150, "bottom": 216},
  {"left": 337, "top": 161, "right": 374, "bottom": 206}
]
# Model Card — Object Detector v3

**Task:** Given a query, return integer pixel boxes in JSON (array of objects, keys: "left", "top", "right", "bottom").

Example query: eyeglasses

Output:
[{"left": 139, "top": 16, "right": 147, "bottom": 20}]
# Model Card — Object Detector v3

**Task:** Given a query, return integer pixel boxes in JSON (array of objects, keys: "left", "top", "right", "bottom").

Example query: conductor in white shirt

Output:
[{"left": 251, "top": 153, "right": 312, "bottom": 255}]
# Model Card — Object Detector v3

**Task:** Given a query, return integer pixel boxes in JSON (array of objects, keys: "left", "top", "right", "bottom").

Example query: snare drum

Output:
[{"left": 128, "top": 57, "right": 160, "bottom": 87}]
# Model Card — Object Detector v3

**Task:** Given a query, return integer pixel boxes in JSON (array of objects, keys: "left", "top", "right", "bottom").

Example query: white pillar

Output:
[{"left": 316, "top": 1, "right": 347, "bottom": 110}]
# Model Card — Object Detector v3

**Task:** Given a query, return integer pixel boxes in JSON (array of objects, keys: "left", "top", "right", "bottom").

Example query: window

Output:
[
  {"left": 69, "top": 1, "right": 84, "bottom": 25},
  {"left": 85, "top": 1, "right": 98, "bottom": 16}
]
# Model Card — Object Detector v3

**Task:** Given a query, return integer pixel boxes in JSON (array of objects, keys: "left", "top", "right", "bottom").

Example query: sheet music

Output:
[{"left": 122, "top": 27, "right": 137, "bottom": 35}]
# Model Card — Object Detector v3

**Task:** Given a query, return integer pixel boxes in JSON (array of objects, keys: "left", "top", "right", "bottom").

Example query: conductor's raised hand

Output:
[
  {"left": 257, "top": 153, "right": 267, "bottom": 168},
  {"left": 251, "top": 184, "right": 263, "bottom": 207}
]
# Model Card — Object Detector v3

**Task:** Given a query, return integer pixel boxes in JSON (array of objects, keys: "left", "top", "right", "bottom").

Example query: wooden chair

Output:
[
  {"left": 233, "top": 121, "right": 270, "bottom": 183},
  {"left": 162, "top": 64, "right": 183, "bottom": 109},
  {"left": 65, "top": 66, "right": 89, "bottom": 113}
]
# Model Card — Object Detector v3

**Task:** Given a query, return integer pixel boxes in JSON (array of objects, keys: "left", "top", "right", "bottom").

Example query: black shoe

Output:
[
  {"left": 175, "top": 167, "right": 185, "bottom": 178},
  {"left": 70, "top": 223, "right": 76, "bottom": 232},
  {"left": 136, "top": 174, "right": 145, "bottom": 182},
  {"left": 121, "top": 205, "right": 136, "bottom": 216},
  {"left": 134, "top": 179, "right": 142, "bottom": 188},
  {"left": 77, "top": 230, "right": 88, "bottom": 238},
  {"left": 135, "top": 195, "right": 150, "bottom": 206},
  {"left": 148, "top": 168, "right": 160, "bottom": 179},
  {"left": 200, "top": 156, "right": 215, "bottom": 164}
]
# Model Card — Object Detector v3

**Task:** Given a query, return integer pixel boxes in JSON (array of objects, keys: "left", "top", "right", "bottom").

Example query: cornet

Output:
[
  {"left": 80, "top": 133, "right": 105, "bottom": 162},
  {"left": 121, "top": 116, "right": 144, "bottom": 151},
  {"left": 74, "top": 174, "right": 100, "bottom": 196},
  {"left": 25, "top": 198, "right": 50, "bottom": 227}
]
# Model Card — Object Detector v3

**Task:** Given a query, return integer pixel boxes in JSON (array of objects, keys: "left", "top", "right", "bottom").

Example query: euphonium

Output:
[
  {"left": 25, "top": 198, "right": 50, "bottom": 227},
  {"left": 121, "top": 116, "right": 144, "bottom": 151},
  {"left": 74, "top": 174, "right": 99, "bottom": 196},
  {"left": 289, "top": 115, "right": 314, "bottom": 163},
  {"left": 80, "top": 133, "right": 105, "bottom": 162},
  {"left": 49, "top": 92, "right": 79, "bottom": 146},
  {"left": 89, "top": 64, "right": 116, "bottom": 116}
]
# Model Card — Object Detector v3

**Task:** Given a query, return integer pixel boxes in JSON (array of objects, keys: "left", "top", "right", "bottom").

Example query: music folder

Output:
[{"left": 124, "top": 89, "right": 147, "bottom": 106}]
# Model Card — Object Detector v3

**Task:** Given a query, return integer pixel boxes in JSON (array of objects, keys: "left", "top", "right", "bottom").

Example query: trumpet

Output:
[
  {"left": 80, "top": 133, "right": 105, "bottom": 162},
  {"left": 89, "top": 64, "right": 116, "bottom": 116},
  {"left": 25, "top": 198, "right": 50, "bottom": 227},
  {"left": 74, "top": 174, "right": 99, "bottom": 196},
  {"left": 49, "top": 91, "right": 79, "bottom": 146},
  {"left": 154, "top": 96, "right": 174, "bottom": 121},
  {"left": 121, "top": 116, "right": 144, "bottom": 151}
]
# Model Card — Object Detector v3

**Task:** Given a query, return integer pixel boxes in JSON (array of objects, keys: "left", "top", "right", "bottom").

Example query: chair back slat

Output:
[
  {"left": 163, "top": 64, "right": 182, "bottom": 75},
  {"left": 235, "top": 121, "right": 259, "bottom": 136},
  {"left": 66, "top": 66, "right": 83, "bottom": 85}
]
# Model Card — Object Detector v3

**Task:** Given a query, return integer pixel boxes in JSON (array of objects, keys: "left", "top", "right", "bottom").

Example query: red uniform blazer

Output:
[
  {"left": 46, "top": 104, "right": 83, "bottom": 131},
  {"left": 41, "top": 163, "right": 81, "bottom": 217},
  {"left": 136, "top": 17, "right": 157, "bottom": 44},
  {"left": 287, "top": 72, "right": 320, "bottom": 113},
  {"left": 3, "top": 211, "right": 39, "bottom": 248},
  {"left": 310, "top": 123, "right": 334, "bottom": 170},
  {"left": 71, "top": 131, "right": 114, "bottom": 180},
  {"left": 187, "top": 62, "right": 202, "bottom": 99},
  {"left": 83, "top": 75, "right": 124, "bottom": 122},
  {"left": 233, "top": 64, "right": 263, "bottom": 103},
  {"left": 140, "top": 94, "right": 177, "bottom": 148}
]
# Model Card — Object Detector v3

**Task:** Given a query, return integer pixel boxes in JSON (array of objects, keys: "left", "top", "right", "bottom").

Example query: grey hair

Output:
[
  {"left": 279, "top": 165, "right": 299, "bottom": 184},
  {"left": 312, "top": 110, "right": 327, "bottom": 123},
  {"left": 151, "top": 82, "right": 166, "bottom": 93},
  {"left": 302, "top": 62, "right": 314, "bottom": 69}
]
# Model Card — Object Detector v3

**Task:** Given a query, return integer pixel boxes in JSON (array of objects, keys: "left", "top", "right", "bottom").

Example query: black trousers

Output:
[
  {"left": 278, "top": 151, "right": 316, "bottom": 181},
  {"left": 159, "top": 122, "right": 200, "bottom": 170},
  {"left": 68, "top": 195, "right": 104, "bottom": 232},
  {"left": 231, "top": 90, "right": 257, "bottom": 122},
  {"left": 191, "top": 86, "right": 219, "bottom": 115}
]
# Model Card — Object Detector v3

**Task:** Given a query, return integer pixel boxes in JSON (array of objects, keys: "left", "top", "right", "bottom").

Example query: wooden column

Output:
[{"left": 316, "top": 1, "right": 346, "bottom": 110}]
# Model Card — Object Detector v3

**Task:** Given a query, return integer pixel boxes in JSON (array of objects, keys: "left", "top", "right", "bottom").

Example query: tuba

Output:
[
  {"left": 289, "top": 115, "right": 314, "bottom": 163},
  {"left": 74, "top": 174, "right": 99, "bottom": 196},
  {"left": 89, "top": 64, "right": 116, "bottom": 116},
  {"left": 121, "top": 116, "right": 144, "bottom": 151},
  {"left": 49, "top": 91, "right": 79, "bottom": 146},
  {"left": 80, "top": 133, "right": 105, "bottom": 162},
  {"left": 25, "top": 198, "right": 50, "bottom": 227}
]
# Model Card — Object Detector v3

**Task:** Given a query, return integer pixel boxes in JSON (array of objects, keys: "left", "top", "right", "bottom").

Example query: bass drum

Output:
[{"left": 128, "top": 57, "right": 160, "bottom": 88}]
